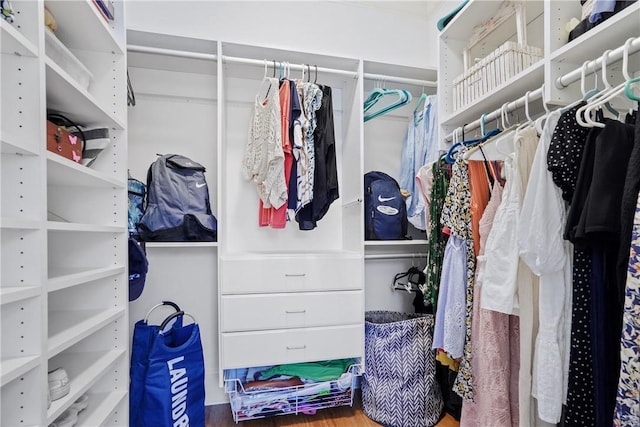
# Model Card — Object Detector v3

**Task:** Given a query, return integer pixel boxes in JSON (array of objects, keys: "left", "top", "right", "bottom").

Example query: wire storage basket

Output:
[{"left": 223, "top": 363, "right": 362, "bottom": 422}]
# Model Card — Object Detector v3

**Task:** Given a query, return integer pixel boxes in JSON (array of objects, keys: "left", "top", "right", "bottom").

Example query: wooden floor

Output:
[{"left": 206, "top": 398, "right": 460, "bottom": 427}]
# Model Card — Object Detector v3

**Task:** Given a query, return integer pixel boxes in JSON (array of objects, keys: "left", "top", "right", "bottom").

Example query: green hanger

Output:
[
  {"left": 625, "top": 76, "right": 640, "bottom": 102},
  {"left": 413, "top": 92, "right": 428, "bottom": 124},
  {"left": 364, "top": 88, "right": 412, "bottom": 122}
]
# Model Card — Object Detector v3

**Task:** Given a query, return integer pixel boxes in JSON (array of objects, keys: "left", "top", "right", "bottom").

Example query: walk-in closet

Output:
[{"left": 1, "top": 1, "right": 639, "bottom": 426}]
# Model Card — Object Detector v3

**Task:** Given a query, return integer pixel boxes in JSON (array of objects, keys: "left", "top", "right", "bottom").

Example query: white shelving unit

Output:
[
  {"left": 125, "top": 30, "right": 437, "bottom": 408},
  {"left": 438, "top": 0, "right": 640, "bottom": 139},
  {"left": 217, "top": 42, "right": 366, "bottom": 401},
  {"left": 0, "top": 1, "right": 128, "bottom": 425}
]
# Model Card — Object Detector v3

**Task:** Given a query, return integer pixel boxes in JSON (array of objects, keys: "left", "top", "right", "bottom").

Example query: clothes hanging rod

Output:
[
  {"left": 444, "top": 87, "right": 543, "bottom": 142},
  {"left": 365, "top": 252, "right": 428, "bottom": 260},
  {"left": 363, "top": 72, "right": 437, "bottom": 88},
  {"left": 127, "top": 44, "right": 437, "bottom": 86},
  {"left": 127, "top": 44, "right": 219, "bottom": 61},
  {"left": 555, "top": 37, "right": 640, "bottom": 89},
  {"left": 221, "top": 54, "right": 357, "bottom": 78}
]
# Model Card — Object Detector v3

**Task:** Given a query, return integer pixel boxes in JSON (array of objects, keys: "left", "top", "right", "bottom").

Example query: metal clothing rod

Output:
[
  {"left": 365, "top": 252, "right": 428, "bottom": 260},
  {"left": 363, "top": 72, "right": 437, "bottom": 88},
  {"left": 555, "top": 37, "right": 640, "bottom": 89},
  {"left": 444, "top": 87, "right": 543, "bottom": 142},
  {"left": 127, "top": 44, "right": 218, "bottom": 61}
]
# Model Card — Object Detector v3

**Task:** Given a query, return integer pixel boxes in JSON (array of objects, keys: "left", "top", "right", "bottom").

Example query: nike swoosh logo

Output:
[
  {"left": 378, "top": 196, "right": 396, "bottom": 202},
  {"left": 196, "top": 182, "right": 206, "bottom": 188}
]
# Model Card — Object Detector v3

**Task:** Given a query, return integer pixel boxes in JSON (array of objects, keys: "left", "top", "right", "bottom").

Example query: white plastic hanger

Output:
[
  {"left": 575, "top": 60, "right": 601, "bottom": 127},
  {"left": 534, "top": 84, "right": 550, "bottom": 134},
  {"left": 579, "top": 39, "right": 635, "bottom": 127}
]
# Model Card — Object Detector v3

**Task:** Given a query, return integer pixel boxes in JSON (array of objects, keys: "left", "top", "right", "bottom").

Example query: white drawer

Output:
[
  {"left": 221, "top": 290, "right": 363, "bottom": 332},
  {"left": 221, "top": 324, "right": 363, "bottom": 369},
  {"left": 220, "top": 254, "right": 362, "bottom": 294}
]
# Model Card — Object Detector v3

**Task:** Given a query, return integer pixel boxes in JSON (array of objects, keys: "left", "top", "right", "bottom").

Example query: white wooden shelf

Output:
[
  {"left": 47, "top": 221, "right": 123, "bottom": 233},
  {"left": 1, "top": 0, "right": 127, "bottom": 422},
  {"left": 48, "top": 265, "right": 125, "bottom": 293},
  {"left": 45, "top": 58, "right": 125, "bottom": 130},
  {"left": 0, "top": 286, "right": 41, "bottom": 306},
  {"left": 0, "top": 19, "right": 38, "bottom": 57},
  {"left": 0, "top": 355, "right": 40, "bottom": 387},
  {"left": 365, "top": 239, "right": 428, "bottom": 247},
  {"left": 76, "top": 391, "right": 127, "bottom": 427},
  {"left": 48, "top": 308, "right": 125, "bottom": 358},
  {"left": 145, "top": 241, "right": 219, "bottom": 248},
  {"left": 550, "top": 2, "right": 640, "bottom": 64},
  {"left": 44, "top": 0, "right": 123, "bottom": 55},
  {"left": 441, "top": 0, "right": 544, "bottom": 42},
  {"left": 47, "top": 152, "right": 126, "bottom": 188},
  {"left": 441, "top": 59, "right": 545, "bottom": 127},
  {"left": 1, "top": 134, "right": 40, "bottom": 156},
  {"left": 46, "top": 350, "right": 125, "bottom": 424},
  {"left": 0, "top": 218, "right": 41, "bottom": 229}
]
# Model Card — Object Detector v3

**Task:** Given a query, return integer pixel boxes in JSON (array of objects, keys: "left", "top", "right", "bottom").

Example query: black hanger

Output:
[
  {"left": 314, "top": 65, "right": 318, "bottom": 84},
  {"left": 392, "top": 266, "right": 425, "bottom": 292}
]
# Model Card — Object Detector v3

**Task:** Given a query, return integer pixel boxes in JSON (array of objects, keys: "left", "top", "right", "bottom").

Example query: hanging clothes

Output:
[
  {"left": 400, "top": 94, "right": 438, "bottom": 230},
  {"left": 614, "top": 118, "right": 640, "bottom": 424},
  {"left": 259, "top": 79, "right": 292, "bottom": 228},
  {"left": 546, "top": 104, "right": 595, "bottom": 427},
  {"left": 294, "top": 81, "right": 322, "bottom": 213},
  {"left": 296, "top": 84, "right": 339, "bottom": 230},
  {"left": 432, "top": 234, "right": 468, "bottom": 359},
  {"left": 423, "top": 158, "right": 450, "bottom": 310},
  {"left": 439, "top": 157, "right": 476, "bottom": 401},
  {"left": 460, "top": 180, "right": 520, "bottom": 427},
  {"left": 518, "top": 110, "right": 573, "bottom": 424},
  {"left": 616, "top": 108, "right": 640, "bottom": 329},
  {"left": 242, "top": 77, "right": 287, "bottom": 210},
  {"left": 287, "top": 80, "right": 303, "bottom": 211},
  {"left": 564, "top": 118, "right": 636, "bottom": 427}
]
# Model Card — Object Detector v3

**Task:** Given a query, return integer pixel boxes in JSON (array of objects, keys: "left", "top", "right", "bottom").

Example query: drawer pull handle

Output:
[
  {"left": 284, "top": 273, "right": 306, "bottom": 277},
  {"left": 286, "top": 345, "right": 306, "bottom": 350},
  {"left": 285, "top": 310, "right": 306, "bottom": 314}
]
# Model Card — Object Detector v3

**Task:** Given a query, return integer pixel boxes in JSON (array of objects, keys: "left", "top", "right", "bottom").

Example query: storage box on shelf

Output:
[
  {"left": 451, "top": 1, "right": 543, "bottom": 111},
  {"left": 45, "top": 28, "right": 93, "bottom": 91},
  {"left": 438, "top": 0, "right": 545, "bottom": 133}
]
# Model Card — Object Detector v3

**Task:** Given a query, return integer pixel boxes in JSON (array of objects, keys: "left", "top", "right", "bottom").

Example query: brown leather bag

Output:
[{"left": 46, "top": 120, "right": 83, "bottom": 163}]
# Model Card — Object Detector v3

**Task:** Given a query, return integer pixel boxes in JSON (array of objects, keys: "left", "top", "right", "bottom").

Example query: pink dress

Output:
[{"left": 460, "top": 181, "right": 520, "bottom": 427}]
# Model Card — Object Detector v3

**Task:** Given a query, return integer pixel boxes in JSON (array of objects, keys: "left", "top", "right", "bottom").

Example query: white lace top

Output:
[{"left": 242, "top": 77, "right": 287, "bottom": 209}]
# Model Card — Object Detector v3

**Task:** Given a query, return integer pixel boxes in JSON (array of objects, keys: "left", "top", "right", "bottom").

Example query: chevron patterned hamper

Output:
[{"left": 362, "top": 311, "right": 443, "bottom": 427}]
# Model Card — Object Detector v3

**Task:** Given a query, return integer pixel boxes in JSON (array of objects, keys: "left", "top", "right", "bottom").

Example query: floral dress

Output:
[{"left": 614, "top": 182, "right": 640, "bottom": 426}]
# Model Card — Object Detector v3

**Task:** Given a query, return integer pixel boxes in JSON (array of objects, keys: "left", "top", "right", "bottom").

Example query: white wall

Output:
[{"left": 126, "top": 0, "right": 447, "bottom": 69}]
